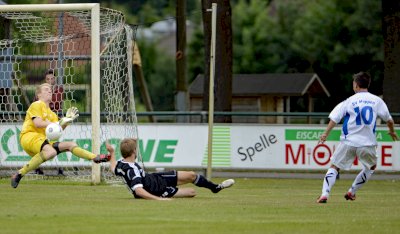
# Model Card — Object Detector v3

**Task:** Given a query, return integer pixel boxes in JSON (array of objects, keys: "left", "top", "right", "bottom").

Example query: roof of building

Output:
[{"left": 189, "top": 73, "right": 330, "bottom": 97}]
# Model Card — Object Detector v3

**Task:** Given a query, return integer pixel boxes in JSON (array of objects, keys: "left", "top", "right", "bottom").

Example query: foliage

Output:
[
  {"left": 136, "top": 40, "right": 176, "bottom": 111},
  {"left": 4, "top": 0, "right": 383, "bottom": 112},
  {"left": 59, "top": 0, "right": 197, "bottom": 112},
  {"left": 187, "top": 29, "right": 205, "bottom": 84},
  {"left": 188, "top": 0, "right": 383, "bottom": 112},
  {"left": 291, "top": 0, "right": 383, "bottom": 102}
]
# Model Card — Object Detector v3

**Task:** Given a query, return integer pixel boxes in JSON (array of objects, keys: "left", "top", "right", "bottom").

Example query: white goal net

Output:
[{"left": 0, "top": 4, "right": 138, "bottom": 183}]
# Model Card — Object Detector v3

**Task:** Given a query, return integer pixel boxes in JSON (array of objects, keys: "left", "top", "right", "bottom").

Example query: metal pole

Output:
[
  {"left": 207, "top": 3, "right": 217, "bottom": 180},
  {"left": 91, "top": 3, "right": 101, "bottom": 184}
]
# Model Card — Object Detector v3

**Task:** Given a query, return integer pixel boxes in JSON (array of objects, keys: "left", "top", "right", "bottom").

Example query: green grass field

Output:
[{"left": 0, "top": 177, "right": 399, "bottom": 234}]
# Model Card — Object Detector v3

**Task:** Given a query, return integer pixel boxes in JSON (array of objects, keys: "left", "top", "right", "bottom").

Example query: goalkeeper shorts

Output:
[{"left": 20, "top": 132, "right": 47, "bottom": 157}]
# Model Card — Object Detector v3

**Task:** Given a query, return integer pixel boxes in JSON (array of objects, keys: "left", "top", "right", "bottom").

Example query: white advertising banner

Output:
[{"left": 1, "top": 124, "right": 399, "bottom": 171}]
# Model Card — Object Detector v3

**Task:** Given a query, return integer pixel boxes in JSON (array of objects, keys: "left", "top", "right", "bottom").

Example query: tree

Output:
[
  {"left": 137, "top": 41, "right": 176, "bottom": 111},
  {"left": 201, "top": 0, "right": 233, "bottom": 123},
  {"left": 176, "top": 0, "right": 188, "bottom": 122},
  {"left": 382, "top": 0, "right": 400, "bottom": 118},
  {"left": 291, "top": 0, "right": 383, "bottom": 105},
  {"left": 189, "top": 0, "right": 384, "bottom": 112}
]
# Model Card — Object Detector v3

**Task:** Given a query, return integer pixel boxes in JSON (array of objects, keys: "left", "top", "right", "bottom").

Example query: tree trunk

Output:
[
  {"left": 382, "top": 0, "right": 400, "bottom": 119},
  {"left": 176, "top": 0, "right": 188, "bottom": 122},
  {"left": 201, "top": 0, "right": 233, "bottom": 123}
]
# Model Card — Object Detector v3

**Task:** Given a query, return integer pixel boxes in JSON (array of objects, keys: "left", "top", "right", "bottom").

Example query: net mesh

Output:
[{"left": 0, "top": 7, "right": 138, "bottom": 183}]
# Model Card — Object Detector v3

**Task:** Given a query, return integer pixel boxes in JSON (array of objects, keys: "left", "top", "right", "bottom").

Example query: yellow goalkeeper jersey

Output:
[{"left": 20, "top": 100, "right": 59, "bottom": 139}]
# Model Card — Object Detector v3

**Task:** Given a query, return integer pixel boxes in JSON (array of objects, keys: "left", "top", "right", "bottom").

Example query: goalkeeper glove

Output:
[{"left": 59, "top": 107, "right": 79, "bottom": 127}]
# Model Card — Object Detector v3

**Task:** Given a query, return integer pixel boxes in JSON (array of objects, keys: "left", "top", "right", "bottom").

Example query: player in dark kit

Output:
[{"left": 106, "top": 138, "right": 235, "bottom": 200}]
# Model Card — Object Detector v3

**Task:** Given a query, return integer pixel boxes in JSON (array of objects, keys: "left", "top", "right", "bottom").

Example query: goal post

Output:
[
  {"left": 0, "top": 4, "right": 138, "bottom": 184},
  {"left": 90, "top": 4, "right": 101, "bottom": 184}
]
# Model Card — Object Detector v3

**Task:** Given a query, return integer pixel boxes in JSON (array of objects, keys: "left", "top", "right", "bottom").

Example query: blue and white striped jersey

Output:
[{"left": 329, "top": 91, "right": 392, "bottom": 147}]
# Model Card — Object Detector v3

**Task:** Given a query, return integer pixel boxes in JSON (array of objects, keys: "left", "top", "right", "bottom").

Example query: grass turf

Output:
[{"left": 0, "top": 177, "right": 399, "bottom": 234}]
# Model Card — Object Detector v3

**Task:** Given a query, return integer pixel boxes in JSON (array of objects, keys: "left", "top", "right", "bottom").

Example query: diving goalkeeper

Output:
[{"left": 11, "top": 83, "right": 111, "bottom": 188}]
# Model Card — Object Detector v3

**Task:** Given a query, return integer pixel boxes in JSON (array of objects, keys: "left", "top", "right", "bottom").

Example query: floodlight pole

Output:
[{"left": 206, "top": 3, "right": 217, "bottom": 180}]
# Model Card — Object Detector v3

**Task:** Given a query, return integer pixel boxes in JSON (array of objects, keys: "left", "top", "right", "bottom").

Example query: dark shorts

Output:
[
  {"left": 155, "top": 170, "right": 178, "bottom": 197},
  {"left": 154, "top": 170, "right": 178, "bottom": 187},
  {"left": 160, "top": 186, "right": 179, "bottom": 198},
  {"left": 144, "top": 170, "right": 178, "bottom": 198}
]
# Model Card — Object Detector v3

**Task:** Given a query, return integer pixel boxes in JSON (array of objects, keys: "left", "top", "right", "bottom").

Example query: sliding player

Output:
[{"left": 106, "top": 138, "right": 235, "bottom": 200}]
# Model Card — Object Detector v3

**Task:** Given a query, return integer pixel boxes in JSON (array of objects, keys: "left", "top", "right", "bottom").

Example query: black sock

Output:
[{"left": 194, "top": 175, "right": 218, "bottom": 191}]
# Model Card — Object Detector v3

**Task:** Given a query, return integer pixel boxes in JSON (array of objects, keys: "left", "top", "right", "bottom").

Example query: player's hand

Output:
[
  {"left": 66, "top": 107, "right": 79, "bottom": 120},
  {"left": 105, "top": 141, "right": 115, "bottom": 154},
  {"left": 318, "top": 132, "right": 328, "bottom": 145},
  {"left": 388, "top": 131, "right": 399, "bottom": 141},
  {"left": 59, "top": 117, "right": 74, "bottom": 127},
  {"left": 59, "top": 107, "right": 79, "bottom": 127}
]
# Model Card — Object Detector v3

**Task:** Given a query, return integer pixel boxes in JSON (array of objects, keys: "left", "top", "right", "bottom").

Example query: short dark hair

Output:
[
  {"left": 45, "top": 69, "right": 54, "bottom": 76},
  {"left": 353, "top": 72, "right": 371, "bottom": 89}
]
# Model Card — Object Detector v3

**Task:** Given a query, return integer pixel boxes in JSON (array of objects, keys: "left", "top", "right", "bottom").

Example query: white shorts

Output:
[{"left": 330, "top": 142, "right": 377, "bottom": 170}]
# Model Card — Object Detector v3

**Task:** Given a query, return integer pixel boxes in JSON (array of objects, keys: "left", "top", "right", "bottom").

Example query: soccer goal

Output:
[{"left": 0, "top": 4, "right": 138, "bottom": 184}]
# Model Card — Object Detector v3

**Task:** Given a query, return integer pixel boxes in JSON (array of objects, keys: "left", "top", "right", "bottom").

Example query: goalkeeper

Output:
[
  {"left": 11, "top": 83, "right": 111, "bottom": 188},
  {"left": 106, "top": 138, "right": 235, "bottom": 200}
]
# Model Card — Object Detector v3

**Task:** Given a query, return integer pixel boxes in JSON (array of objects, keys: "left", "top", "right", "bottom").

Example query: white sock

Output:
[
  {"left": 321, "top": 168, "right": 338, "bottom": 197},
  {"left": 348, "top": 168, "right": 374, "bottom": 195}
]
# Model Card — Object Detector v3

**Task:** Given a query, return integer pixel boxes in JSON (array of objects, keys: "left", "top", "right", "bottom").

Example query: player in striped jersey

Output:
[
  {"left": 106, "top": 138, "right": 235, "bottom": 200},
  {"left": 316, "top": 72, "right": 398, "bottom": 203}
]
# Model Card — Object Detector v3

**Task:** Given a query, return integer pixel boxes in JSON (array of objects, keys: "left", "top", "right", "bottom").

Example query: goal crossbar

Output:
[{"left": 0, "top": 4, "right": 98, "bottom": 12}]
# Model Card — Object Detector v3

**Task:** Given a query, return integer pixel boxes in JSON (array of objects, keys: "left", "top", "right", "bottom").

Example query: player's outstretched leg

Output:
[
  {"left": 212, "top": 179, "right": 235, "bottom": 193},
  {"left": 11, "top": 152, "right": 47, "bottom": 188},
  {"left": 93, "top": 154, "right": 111, "bottom": 163},
  {"left": 193, "top": 174, "right": 235, "bottom": 193},
  {"left": 70, "top": 146, "right": 110, "bottom": 163}
]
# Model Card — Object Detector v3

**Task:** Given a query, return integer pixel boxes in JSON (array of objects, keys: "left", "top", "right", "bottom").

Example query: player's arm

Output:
[
  {"left": 29, "top": 102, "right": 54, "bottom": 129},
  {"left": 319, "top": 120, "right": 337, "bottom": 144},
  {"left": 319, "top": 101, "right": 344, "bottom": 144},
  {"left": 32, "top": 117, "right": 53, "bottom": 129},
  {"left": 105, "top": 142, "right": 117, "bottom": 172},
  {"left": 386, "top": 119, "right": 399, "bottom": 141},
  {"left": 134, "top": 187, "right": 171, "bottom": 201}
]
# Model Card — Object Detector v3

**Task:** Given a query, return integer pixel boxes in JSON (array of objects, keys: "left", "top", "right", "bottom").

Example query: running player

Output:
[{"left": 316, "top": 72, "right": 398, "bottom": 203}]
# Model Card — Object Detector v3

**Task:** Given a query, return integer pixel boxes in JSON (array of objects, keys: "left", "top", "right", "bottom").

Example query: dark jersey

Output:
[{"left": 114, "top": 159, "right": 178, "bottom": 198}]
